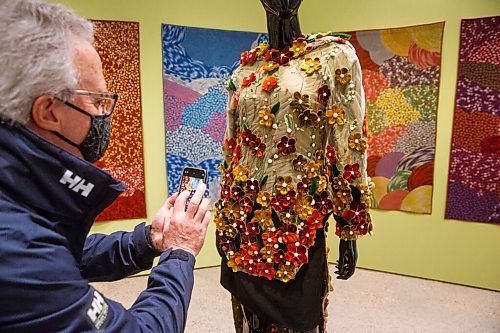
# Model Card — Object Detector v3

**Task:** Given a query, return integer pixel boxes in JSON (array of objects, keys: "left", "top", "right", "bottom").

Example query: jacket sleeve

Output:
[
  {"left": 96, "top": 249, "right": 196, "bottom": 333},
  {"left": 0, "top": 209, "right": 196, "bottom": 333},
  {"left": 80, "top": 222, "right": 160, "bottom": 282},
  {"left": 325, "top": 41, "right": 374, "bottom": 240}
]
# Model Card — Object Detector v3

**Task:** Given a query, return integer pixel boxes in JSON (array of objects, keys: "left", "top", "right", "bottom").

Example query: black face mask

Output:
[{"left": 52, "top": 100, "right": 111, "bottom": 163}]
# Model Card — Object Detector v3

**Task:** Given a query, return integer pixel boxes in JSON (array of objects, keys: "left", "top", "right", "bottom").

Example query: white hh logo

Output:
[
  {"left": 87, "top": 290, "right": 109, "bottom": 329},
  {"left": 59, "top": 170, "right": 94, "bottom": 197}
]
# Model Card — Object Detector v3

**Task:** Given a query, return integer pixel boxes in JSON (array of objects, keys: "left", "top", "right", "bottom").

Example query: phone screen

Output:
[{"left": 178, "top": 167, "right": 207, "bottom": 209}]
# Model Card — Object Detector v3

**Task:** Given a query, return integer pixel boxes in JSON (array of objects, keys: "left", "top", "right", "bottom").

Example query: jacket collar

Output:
[{"left": 0, "top": 122, "right": 127, "bottom": 224}]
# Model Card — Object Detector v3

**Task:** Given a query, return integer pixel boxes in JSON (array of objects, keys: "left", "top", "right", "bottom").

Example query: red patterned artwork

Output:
[
  {"left": 347, "top": 22, "right": 444, "bottom": 214},
  {"left": 445, "top": 16, "right": 499, "bottom": 223},
  {"left": 92, "top": 20, "right": 147, "bottom": 221}
]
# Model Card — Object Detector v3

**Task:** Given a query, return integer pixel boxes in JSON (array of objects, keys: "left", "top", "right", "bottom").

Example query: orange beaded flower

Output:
[
  {"left": 262, "top": 76, "right": 278, "bottom": 92},
  {"left": 256, "top": 191, "right": 271, "bottom": 207},
  {"left": 325, "top": 105, "right": 345, "bottom": 125},
  {"left": 335, "top": 67, "right": 351, "bottom": 85},
  {"left": 348, "top": 133, "right": 368, "bottom": 153},
  {"left": 258, "top": 106, "right": 275, "bottom": 127},
  {"left": 232, "top": 165, "right": 249, "bottom": 182},
  {"left": 263, "top": 61, "right": 279, "bottom": 72},
  {"left": 275, "top": 176, "right": 294, "bottom": 195}
]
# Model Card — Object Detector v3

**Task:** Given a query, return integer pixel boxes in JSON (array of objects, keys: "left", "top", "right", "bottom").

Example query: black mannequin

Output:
[{"left": 260, "top": 0, "right": 358, "bottom": 280}]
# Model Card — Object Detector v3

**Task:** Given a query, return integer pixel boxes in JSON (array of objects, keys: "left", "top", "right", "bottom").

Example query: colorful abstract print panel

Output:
[
  {"left": 446, "top": 16, "right": 499, "bottom": 223},
  {"left": 347, "top": 22, "right": 444, "bottom": 214},
  {"left": 92, "top": 21, "right": 147, "bottom": 221},
  {"left": 162, "top": 24, "right": 264, "bottom": 197}
]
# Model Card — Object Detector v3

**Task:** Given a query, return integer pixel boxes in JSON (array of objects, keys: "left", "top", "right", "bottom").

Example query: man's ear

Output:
[{"left": 31, "top": 95, "right": 61, "bottom": 131}]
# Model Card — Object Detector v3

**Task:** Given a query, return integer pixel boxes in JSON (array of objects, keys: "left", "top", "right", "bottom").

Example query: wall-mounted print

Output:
[
  {"left": 162, "top": 24, "right": 264, "bottom": 198},
  {"left": 92, "top": 20, "right": 147, "bottom": 221},
  {"left": 446, "top": 16, "right": 499, "bottom": 224},
  {"left": 347, "top": 22, "right": 444, "bottom": 214}
]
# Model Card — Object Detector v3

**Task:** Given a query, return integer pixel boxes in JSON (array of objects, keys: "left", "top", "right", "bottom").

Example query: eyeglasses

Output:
[{"left": 57, "top": 89, "right": 119, "bottom": 116}]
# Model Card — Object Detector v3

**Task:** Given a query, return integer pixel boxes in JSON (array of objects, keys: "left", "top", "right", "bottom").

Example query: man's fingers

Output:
[
  {"left": 195, "top": 198, "right": 210, "bottom": 222},
  {"left": 166, "top": 192, "right": 179, "bottom": 209},
  {"left": 174, "top": 190, "right": 191, "bottom": 212},
  {"left": 185, "top": 183, "right": 206, "bottom": 217},
  {"left": 201, "top": 209, "right": 211, "bottom": 230}
]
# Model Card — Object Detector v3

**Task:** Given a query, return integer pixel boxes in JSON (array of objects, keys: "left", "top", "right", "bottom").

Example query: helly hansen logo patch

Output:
[
  {"left": 87, "top": 290, "right": 109, "bottom": 330},
  {"left": 59, "top": 170, "right": 94, "bottom": 197}
]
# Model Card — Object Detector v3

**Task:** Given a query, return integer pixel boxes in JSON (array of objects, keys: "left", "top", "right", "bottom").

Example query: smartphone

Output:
[{"left": 178, "top": 167, "right": 208, "bottom": 209}]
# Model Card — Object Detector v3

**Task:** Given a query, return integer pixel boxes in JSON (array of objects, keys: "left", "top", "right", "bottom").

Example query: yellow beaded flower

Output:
[
  {"left": 317, "top": 176, "right": 328, "bottom": 192},
  {"left": 300, "top": 57, "right": 322, "bottom": 75},
  {"left": 291, "top": 39, "right": 307, "bottom": 58},
  {"left": 348, "top": 133, "right": 368, "bottom": 153},
  {"left": 258, "top": 106, "right": 275, "bottom": 127},
  {"left": 214, "top": 215, "right": 227, "bottom": 231},
  {"left": 232, "top": 165, "right": 249, "bottom": 182},
  {"left": 325, "top": 105, "right": 345, "bottom": 125},
  {"left": 256, "top": 41, "right": 269, "bottom": 57},
  {"left": 275, "top": 176, "right": 294, "bottom": 195},
  {"left": 256, "top": 191, "right": 271, "bottom": 207}
]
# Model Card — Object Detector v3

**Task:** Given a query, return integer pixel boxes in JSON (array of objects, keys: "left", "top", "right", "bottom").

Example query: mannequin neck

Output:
[{"left": 266, "top": 13, "right": 302, "bottom": 50}]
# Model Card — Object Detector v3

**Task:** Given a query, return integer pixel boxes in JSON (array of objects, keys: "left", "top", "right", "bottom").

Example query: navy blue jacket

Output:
[{"left": 0, "top": 123, "right": 195, "bottom": 332}]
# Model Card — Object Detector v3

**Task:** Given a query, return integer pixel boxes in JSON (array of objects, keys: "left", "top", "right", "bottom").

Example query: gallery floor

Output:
[{"left": 91, "top": 265, "right": 500, "bottom": 332}]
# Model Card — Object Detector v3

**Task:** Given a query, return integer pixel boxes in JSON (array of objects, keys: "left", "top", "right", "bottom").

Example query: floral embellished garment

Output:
[{"left": 215, "top": 32, "right": 373, "bottom": 284}]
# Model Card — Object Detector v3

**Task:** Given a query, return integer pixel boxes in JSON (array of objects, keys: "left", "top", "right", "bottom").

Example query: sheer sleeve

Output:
[{"left": 325, "top": 42, "right": 373, "bottom": 240}]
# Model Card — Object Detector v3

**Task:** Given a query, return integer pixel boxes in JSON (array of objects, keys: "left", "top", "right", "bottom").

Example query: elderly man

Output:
[{"left": 0, "top": 0, "right": 210, "bottom": 332}]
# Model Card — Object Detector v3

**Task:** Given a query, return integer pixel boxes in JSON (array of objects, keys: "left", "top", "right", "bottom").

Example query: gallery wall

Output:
[{"left": 52, "top": 0, "right": 500, "bottom": 290}]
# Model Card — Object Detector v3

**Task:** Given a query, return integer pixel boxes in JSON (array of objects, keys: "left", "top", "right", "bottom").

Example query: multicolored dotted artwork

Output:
[
  {"left": 162, "top": 24, "right": 264, "bottom": 198},
  {"left": 92, "top": 20, "right": 147, "bottom": 221},
  {"left": 347, "top": 22, "right": 444, "bottom": 214},
  {"left": 446, "top": 16, "right": 500, "bottom": 223}
]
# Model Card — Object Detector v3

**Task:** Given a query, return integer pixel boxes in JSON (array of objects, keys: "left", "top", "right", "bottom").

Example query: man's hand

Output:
[{"left": 150, "top": 184, "right": 211, "bottom": 256}]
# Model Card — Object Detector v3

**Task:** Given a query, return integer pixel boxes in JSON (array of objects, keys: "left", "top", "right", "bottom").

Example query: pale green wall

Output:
[{"left": 52, "top": 0, "right": 500, "bottom": 290}]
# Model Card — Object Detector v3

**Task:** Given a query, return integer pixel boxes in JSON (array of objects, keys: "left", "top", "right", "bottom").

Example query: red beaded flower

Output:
[
  {"left": 262, "top": 231, "right": 278, "bottom": 248},
  {"left": 317, "top": 85, "right": 331, "bottom": 103},
  {"left": 245, "top": 179, "right": 260, "bottom": 198},
  {"left": 305, "top": 210, "right": 324, "bottom": 230},
  {"left": 257, "top": 262, "right": 276, "bottom": 280},
  {"left": 232, "top": 145, "right": 241, "bottom": 164},
  {"left": 325, "top": 145, "right": 337, "bottom": 165},
  {"left": 343, "top": 163, "right": 361, "bottom": 183},
  {"left": 243, "top": 221, "right": 260, "bottom": 237},
  {"left": 277, "top": 136, "right": 296, "bottom": 156},
  {"left": 249, "top": 138, "right": 266, "bottom": 157},
  {"left": 277, "top": 224, "right": 299, "bottom": 244},
  {"left": 230, "top": 186, "right": 244, "bottom": 201},
  {"left": 239, "top": 196, "right": 254, "bottom": 214},
  {"left": 241, "top": 72, "right": 256, "bottom": 87},
  {"left": 240, "top": 129, "right": 256, "bottom": 147},
  {"left": 299, "top": 225, "right": 317, "bottom": 247},
  {"left": 285, "top": 243, "right": 308, "bottom": 267},
  {"left": 314, "top": 190, "right": 334, "bottom": 215},
  {"left": 296, "top": 178, "right": 312, "bottom": 193},
  {"left": 224, "top": 138, "right": 236, "bottom": 151},
  {"left": 342, "top": 201, "right": 367, "bottom": 226}
]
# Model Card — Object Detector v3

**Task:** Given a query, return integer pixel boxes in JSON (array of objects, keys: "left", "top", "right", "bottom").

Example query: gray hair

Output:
[{"left": 0, "top": 0, "right": 94, "bottom": 124}]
